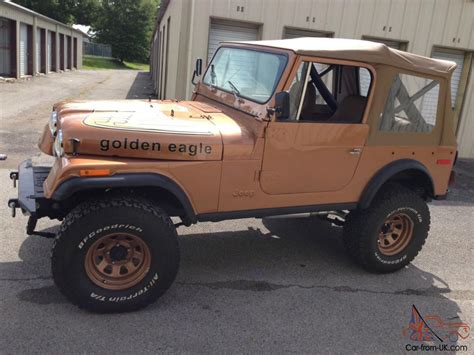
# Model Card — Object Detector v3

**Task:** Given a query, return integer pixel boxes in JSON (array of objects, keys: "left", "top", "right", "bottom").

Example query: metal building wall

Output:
[
  {"left": 151, "top": 0, "right": 474, "bottom": 158},
  {"left": 0, "top": 1, "right": 84, "bottom": 79}
]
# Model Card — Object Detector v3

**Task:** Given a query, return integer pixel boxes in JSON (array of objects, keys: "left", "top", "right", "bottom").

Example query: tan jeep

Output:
[{"left": 8, "top": 38, "right": 457, "bottom": 313}]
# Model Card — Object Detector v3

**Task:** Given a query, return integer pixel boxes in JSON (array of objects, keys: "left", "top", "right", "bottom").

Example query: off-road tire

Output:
[
  {"left": 51, "top": 197, "right": 180, "bottom": 313},
  {"left": 343, "top": 184, "right": 430, "bottom": 273}
]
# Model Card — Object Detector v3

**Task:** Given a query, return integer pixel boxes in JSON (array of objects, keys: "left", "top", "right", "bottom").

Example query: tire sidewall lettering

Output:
[
  {"left": 89, "top": 273, "right": 159, "bottom": 303},
  {"left": 78, "top": 224, "right": 144, "bottom": 250}
]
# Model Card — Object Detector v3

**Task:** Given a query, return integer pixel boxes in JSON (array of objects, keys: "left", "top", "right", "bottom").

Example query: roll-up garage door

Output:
[
  {"left": 36, "top": 28, "right": 42, "bottom": 73},
  {"left": 48, "top": 31, "right": 52, "bottom": 72},
  {"left": 283, "top": 27, "right": 332, "bottom": 39},
  {"left": 65, "top": 36, "right": 69, "bottom": 70},
  {"left": 207, "top": 21, "right": 258, "bottom": 63},
  {"left": 0, "top": 18, "right": 12, "bottom": 76},
  {"left": 418, "top": 49, "right": 466, "bottom": 125},
  {"left": 432, "top": 49, "right": 465, "bottom": 109},
  {"left": 20, "top": 23, "right": 28, "bottom": 76}
]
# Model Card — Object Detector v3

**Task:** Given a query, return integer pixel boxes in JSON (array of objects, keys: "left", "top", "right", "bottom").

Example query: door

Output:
[
  {"left": 65, "top": 35, "right": 69, "bottom": 69},
  {"left": 48, "top": 31, "right": 55, "bottom": 72},
  {"left": 36, "top": 27, "right": 41, "bottom": 73},
  {"left": 59, "top": 34, "right": 64, "bottom": 70},
  {"left": 207, "top": 20, "right": 258, "bottom": 63},
  {"left": 20, "top": 23, "right": 28, "bottom": 76},
  {"left": 283, "top": 27, "right": 332, "bottom": 39},
  {"left": 432, "top": 49, "right": 465, "bottom": 110},
  {"left": 0, "top": 18, "right": 11, "bottom": 76},
  {"left": 260, "top": 59, "right": 372, "bottom": 195}
]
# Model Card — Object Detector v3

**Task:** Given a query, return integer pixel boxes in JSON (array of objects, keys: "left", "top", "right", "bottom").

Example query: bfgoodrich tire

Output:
[
  {"left": 51, "top": 197, "right": 180, "bottom": 313},
  {"left": 343, "top": 184, "right": 430, "bottom": 273}
]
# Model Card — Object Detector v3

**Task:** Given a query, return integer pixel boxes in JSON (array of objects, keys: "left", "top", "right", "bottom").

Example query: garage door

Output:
[
  {"left": 417, "top": 49, "right": 466, "bottom": 125},
  {"left": 207, "top": 21, "right": 259, "bottom": 63},
  {"left": 283, "top": 27, "right": 332, "bottom": 39},
  {"left": 0, "top": 18, "right": 12, "bottom": 76},
  {"left": 48, "top": 31, "right": 53, "bottom": 72},
  {"left": 432, "top": 49, "right": 465, "bottom": 109},
  {"left": 65, "top": 36, "right": 69, "bottom": 70},
  {"left": 36, "top": 28, "right": 42, "bottom": 73},
  {"left": 20, "top": 23, "right": 28, "bottom": 76}
]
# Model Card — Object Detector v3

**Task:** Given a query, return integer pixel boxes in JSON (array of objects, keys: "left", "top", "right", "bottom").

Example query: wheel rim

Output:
[
  {"left": 85, "top": 233, "right": 151, "bottom": 290},
  {"left": 377, "top": 213, "right": 414, "bottom": 256}
]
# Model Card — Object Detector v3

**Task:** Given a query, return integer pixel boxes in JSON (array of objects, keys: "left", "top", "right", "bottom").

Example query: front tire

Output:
[
  {"left": 343, "top": 184, "right": 430, "bottom": 273},
  {"left": 51, "top": 197, "right": 180, "bottom": 313}
]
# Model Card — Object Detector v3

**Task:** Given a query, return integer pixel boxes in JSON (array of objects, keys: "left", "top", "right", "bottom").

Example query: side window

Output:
[
  {"left": 379, "top": 74, "right": 440, "bottom": 133},
  {"left": 288, "top": 62, "right": 309, "bottom": 120},
  {"left": 287, "top": 61, "right": 372, "bottom": 123}
]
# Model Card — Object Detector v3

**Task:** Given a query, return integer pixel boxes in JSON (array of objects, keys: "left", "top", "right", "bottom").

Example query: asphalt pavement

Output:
[{"left": 0, "top": 70, "right": 472, "bottom": 353}]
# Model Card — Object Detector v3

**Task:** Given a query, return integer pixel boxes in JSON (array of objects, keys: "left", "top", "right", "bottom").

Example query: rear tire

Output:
[
  {"left": 343, "top": 184, "right": 430, "bottom": 273},
  {"left": 51, "top": 197, "right": 180, "bottom": 313}
]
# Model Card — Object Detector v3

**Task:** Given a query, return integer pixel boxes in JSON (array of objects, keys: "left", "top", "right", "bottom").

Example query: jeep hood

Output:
[{"left": 47, "top": 100, "right": 243, "bottom": 161}]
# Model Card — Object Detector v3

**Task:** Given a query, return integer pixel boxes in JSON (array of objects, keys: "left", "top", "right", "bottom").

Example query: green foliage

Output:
[
  {"left": 14, "top": 0, "right": 101, "bottom": 25},
  {"left": 14, "top": 0, "right": 159, "bottom": 63},
  {"left": 82, "top": 55, "right": 149, "bottom": 71},
  {"left": 94, "top": 0, "right": 158, "bottom": 63}
]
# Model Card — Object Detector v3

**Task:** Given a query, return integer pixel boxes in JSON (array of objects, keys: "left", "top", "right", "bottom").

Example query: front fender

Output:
[{"left": 52, "top": 173, "right": 196, "bottom": 224}]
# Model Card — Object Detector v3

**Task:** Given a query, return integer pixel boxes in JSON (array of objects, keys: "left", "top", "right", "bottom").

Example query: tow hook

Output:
[
  {"left": 8, "top": 199, "right": 19, "bottom": 217},
  {"left": 10, "top": 171, "right": 19, "bottom": 188}
]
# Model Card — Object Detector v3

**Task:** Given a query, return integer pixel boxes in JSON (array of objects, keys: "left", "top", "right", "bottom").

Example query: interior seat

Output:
[{"left": 330, "top": 95, "right": 367, "bottom": 123}]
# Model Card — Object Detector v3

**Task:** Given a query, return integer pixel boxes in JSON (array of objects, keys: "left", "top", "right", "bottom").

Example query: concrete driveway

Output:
[{"left": 0, "top": 70, "right": 473, "bottom": 353}]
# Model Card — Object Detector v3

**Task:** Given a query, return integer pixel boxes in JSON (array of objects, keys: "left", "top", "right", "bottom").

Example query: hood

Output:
[{"left": 53, "top": 100, "right": 228, "bottom": 161}]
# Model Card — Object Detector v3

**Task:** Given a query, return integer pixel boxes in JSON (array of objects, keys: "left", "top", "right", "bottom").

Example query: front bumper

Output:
[{"left": 8, "top": 160, "right": 51, "bottom": 217}]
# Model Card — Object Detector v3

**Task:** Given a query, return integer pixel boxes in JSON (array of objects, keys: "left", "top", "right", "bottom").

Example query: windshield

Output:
[{"left": 202, "top": 47, "right": 287, "bottom": 104}]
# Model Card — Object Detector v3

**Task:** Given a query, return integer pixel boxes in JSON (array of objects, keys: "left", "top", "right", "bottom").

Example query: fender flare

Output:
[
  {"left": 52, "top": 173, "right": 196, "bottom": 224},
  {"left": 359, "top": 159, "right": 434, "bottom": 209}
]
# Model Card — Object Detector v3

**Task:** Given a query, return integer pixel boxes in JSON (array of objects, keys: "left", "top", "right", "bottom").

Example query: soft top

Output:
[{"left": 229, "top": 38, "right": 456, "bottom": 78}]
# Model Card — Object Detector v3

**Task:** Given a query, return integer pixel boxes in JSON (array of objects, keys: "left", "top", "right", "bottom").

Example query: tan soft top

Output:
[{"left": 231, "top": 38, "right": 456, "bottom": 78}]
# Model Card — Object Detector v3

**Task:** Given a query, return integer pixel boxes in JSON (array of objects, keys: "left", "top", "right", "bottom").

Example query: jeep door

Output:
[{"left": 260, "top": 57, "right": 375, "bottom": 195}]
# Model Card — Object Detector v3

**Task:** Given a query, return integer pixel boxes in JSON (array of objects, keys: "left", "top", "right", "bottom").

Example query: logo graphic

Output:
[
  {"left": 402, "top": 305, "right": 470, "bottom": 343},
  {"left": 83, "top": 111, "right": 213, "bottom": 135}
]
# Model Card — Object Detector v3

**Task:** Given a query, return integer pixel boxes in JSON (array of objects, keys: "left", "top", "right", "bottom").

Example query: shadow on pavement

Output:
[
  {"left": 440, "top": 158, "right": 474, "bottom": 205},
  {"left": 2, "top": 216, "right": 465, "bottom": 351},
  {"left": 125, "top": 71, "right": 155, "bottom": 100}
]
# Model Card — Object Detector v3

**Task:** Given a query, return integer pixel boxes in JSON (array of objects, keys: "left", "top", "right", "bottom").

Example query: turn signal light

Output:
[{"left": 79, "top": 169, "right": 111, "bottom": 177}]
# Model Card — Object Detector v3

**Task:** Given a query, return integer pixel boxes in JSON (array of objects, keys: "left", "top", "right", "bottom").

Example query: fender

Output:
[
  {"left": 52, "top": 173, "right": 196, "bottom": 224},
  {"left": 359, "top": 159, "right": 434, "bottom": 209}
]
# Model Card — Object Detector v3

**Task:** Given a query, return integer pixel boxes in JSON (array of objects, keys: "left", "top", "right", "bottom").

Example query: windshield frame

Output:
[{"left": 201, "top": 45, "right": 289, "bottom": 105}]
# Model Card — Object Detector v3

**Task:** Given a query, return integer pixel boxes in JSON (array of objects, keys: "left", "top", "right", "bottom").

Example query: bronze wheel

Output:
[
  {"left": 377, "top": 213, "right": 414, "bottom": 256},
  {"left": 85, "top": 233, "right": 151, "bottom": 290}
]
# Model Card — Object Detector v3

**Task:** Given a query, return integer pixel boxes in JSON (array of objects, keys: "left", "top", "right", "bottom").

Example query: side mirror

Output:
[
  {"left": 274, "top": 91, "right": 290, "bottom": 120},
  {"left": 191, "top": 58, "right": 203, "bottom": 85}
]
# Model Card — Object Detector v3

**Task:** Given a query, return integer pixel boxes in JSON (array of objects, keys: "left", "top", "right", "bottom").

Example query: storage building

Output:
[
  {"left": 150, "top": 0, "right": 474, "bottom": 158},
  {"left": 0, "top": 1, "right": 83, "bottom": 79}
]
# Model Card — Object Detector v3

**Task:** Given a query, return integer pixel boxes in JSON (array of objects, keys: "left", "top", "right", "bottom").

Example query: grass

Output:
[{"left": 82, "top": 55, "right": 149, "bottom": 71}]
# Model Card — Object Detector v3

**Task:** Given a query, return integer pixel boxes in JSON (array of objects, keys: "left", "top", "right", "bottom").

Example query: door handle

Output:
[{"left": 349, "top": 148, "right": 362, "bottom": 155}]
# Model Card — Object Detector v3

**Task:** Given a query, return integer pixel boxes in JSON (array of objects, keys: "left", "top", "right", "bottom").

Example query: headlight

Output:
[
  {"left": 49, "top": 111, "right": 58, "bottom": 136},
  {"left": 54, "top": 129, "right": 64, "bottom": 157}
]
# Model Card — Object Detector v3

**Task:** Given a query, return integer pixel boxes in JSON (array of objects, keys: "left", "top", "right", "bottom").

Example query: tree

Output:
[
  {"left": 13, "top": 0, "right": 100, "bottom": 25},
  {"left": 94, "top": 0, "right": 158, "bottom": 63}
]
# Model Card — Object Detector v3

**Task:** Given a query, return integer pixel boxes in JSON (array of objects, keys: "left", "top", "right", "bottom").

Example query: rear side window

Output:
[{"left": 379, "top": 74, "right": 440, "bottom": 133}]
